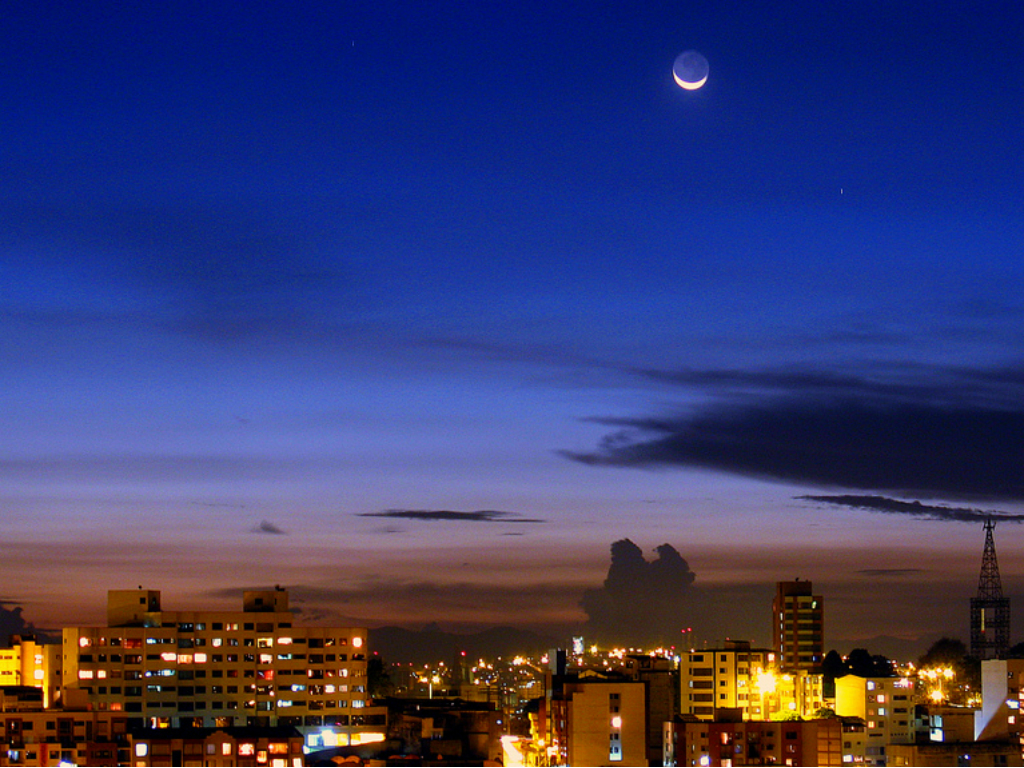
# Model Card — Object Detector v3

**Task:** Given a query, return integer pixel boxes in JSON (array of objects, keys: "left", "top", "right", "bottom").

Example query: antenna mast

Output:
[{"left": 970, "top": 518, "right": 1010, "bottom": 660}]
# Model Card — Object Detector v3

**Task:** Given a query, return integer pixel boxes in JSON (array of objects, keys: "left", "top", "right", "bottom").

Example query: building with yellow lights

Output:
[
  {"left": 834, "top": 675, "right": 916, "bottom": 765},
  {"left": 679, "top": 640, "right": 824, "bottom": 721},
  {"left": 0, "top": 635, "right": 62, "bottom": 708},
  {"left": 59, "top": 588, "right": 386, "bottom": 750}
]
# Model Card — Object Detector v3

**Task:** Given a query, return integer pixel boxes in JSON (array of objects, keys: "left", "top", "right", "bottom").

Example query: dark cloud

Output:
[
  {"left": 358, "top": 509, "right": 545, "bottom": 523},
  {"left": 799, "top": 495, "right": 1024, "bottom": 523},
  {"left": 0, "top": 603, "right": 32, "bottom": 648},
  {"left": 251, "top": 520, "right": 286, "bottom": 535},
  {"left": 580, "top": 539, "right": 697, "bottom": 646},
  {"left": 564, "top": 399, "right": 1024, "bottom": 501},
  {"left": 856, "top": 569, "right": 925, "bottom": 577}
]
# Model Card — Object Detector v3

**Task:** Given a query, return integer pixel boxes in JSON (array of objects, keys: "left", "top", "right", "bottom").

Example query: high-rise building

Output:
[
  {"left": 971, "top": 519, "right": 1011, "bottom": 661},
  {"left": 772, "top": 580, "right": 824, "bottom": 673},
  {"left": 60, "top": 588, "right": 386, "bottom": 749}
]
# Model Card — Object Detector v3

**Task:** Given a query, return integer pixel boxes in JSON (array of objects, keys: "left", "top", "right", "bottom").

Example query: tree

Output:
[
  {"left": 367, "top": 656, "right": 395, "bottom": 700},
  {"left": 918, "top": 637, "right": 969, "bottom": 669},
  {"left": 845, "top": 648, "right": 895, "bottom": 678},
  {"left": 917, "top": 637, "right": 979, "bottom": 706}
]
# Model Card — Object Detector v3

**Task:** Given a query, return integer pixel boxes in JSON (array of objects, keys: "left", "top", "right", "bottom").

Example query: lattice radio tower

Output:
[{"left": 970, "top": 518, "right": 1011, "bottom": 660}]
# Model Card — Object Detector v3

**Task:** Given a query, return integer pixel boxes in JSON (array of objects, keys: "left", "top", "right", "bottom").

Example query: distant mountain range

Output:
[{"left": 368, "top": 624, "right": 564, "bottom": 665}]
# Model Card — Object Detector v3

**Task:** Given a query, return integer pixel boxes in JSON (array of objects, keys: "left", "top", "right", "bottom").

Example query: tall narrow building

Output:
[
  {"left": 970, "top": 519, "right": 1010, "bottom": 660},
  {"left": 772, "top": 580, "right": 824, "bottom": 673}
]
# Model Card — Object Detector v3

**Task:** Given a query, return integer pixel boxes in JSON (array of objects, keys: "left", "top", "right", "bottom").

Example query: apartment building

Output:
[
  {"left": 60, "top": 588, "right": 385, "bottom": 748},
  {"left": 834, "top": 675, "right": 916, "bottom": 765}
]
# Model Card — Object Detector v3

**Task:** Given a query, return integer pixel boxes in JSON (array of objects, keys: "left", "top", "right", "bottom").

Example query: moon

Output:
[{"left": 673, "top": 50, "right": 709, "bottom": 90}]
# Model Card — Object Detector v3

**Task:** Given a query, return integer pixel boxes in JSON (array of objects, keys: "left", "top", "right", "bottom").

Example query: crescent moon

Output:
[
  {"left": 672, "top": 50, "right": 709, "bottom": 91},
  {"left": 673, "top": 71, "right": 708, "bottom": 90}
]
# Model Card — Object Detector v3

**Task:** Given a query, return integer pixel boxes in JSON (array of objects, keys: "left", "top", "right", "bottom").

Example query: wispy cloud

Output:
[
  {"left": 798, "top": 494, "right": 1024, "bottom": 523},
  {"left": 251, "top": 520, "right": 286, "bottom": 535},
  {"left": 357, "top": 509, "right": 546, "bottom": 523},
  {"left": 856, "top": 569, "right": 925, "bottom": 577}
]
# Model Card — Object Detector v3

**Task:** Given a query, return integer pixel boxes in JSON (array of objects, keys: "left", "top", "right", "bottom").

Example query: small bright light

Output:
[
  {"left": 352, "top": 636, "right": 364, "bottom": 648},
  {"left": 611, "top": 716, "right": 622, "bottom": 728}
]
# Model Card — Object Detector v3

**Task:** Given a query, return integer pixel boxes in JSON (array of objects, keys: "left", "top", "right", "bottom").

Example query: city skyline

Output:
[{"left": 3, "top": 1, "right": 1024, "bottom": 651}]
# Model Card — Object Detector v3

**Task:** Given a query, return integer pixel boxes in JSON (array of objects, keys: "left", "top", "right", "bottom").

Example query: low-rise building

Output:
[
  {"left": 130, "top": 725, "right": 304, "bottom": 767},
  {"left": 663, "top": 715, "right": 843, "bottom": 766},
  {"left": 888, "top": 740, "right": 1023, "bottom": 766},
  {"left": 834, "top": 675, "right": 916, "bottom": 765}
]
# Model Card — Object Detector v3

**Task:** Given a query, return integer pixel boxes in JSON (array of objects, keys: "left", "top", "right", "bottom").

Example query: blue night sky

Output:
[{"left": 3, "top": 0, "right": 1024, "bottom": 651}]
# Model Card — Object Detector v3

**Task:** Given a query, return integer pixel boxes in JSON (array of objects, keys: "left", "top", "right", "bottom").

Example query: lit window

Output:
[
  {"left": 212, "top": 638, "right": 223, "bottom": 647},
  {"left": 34, "top": 670, "right": 44, "bottom": 681},
  {"left": 195, "top": 653, "right": 207, "bottom": 663},
  {"left": 867, "top": 681, "right": 876, "bottom": 691},
  {"left": 878, "top": 708, "right": 886, "bottom": 716},
  {"left": 222, "top": 743, "right": 232, "bottom": 756},
  {"left": 161, "top": 652, "right": 176, "bottom": 662},
  {"left": 877, "top": 694, "right": 886, "bottom": 703},
  {"left": 352, "top": 637, "right": 364, "bottom": 648},
  {"left": 79, "top": 637, "right": 91, "bottom": 648},
  {"left": 278, "top": 637, "right": 293, "bottom": 645},
  {"left": 178, "top": 654, "right": 193, "bottom": 664},
  {"left": 1010, "top": 715, "right": 1017, "bottom": 724},
  {"left": 79, "top": 670, "right": 94, "bottom": 680},
  {"left": 611, "top": 716, "right": 622, "bottom": 729},
  {"left": 135, "top": 744, "right": 149, "bottom": 757},
  {"left": 97, "top": 670, "right": 107, "bottom": 679},
  {"left": 239, "top": 743, "right": 255, "bottom": 756}
]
